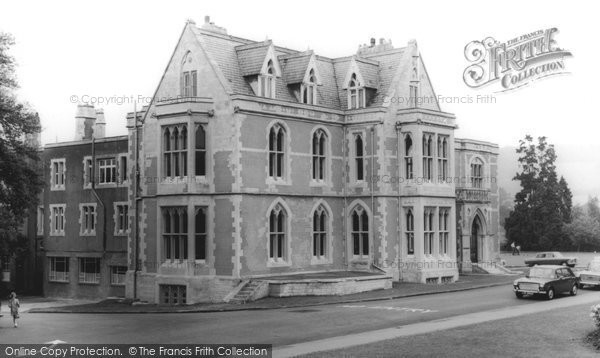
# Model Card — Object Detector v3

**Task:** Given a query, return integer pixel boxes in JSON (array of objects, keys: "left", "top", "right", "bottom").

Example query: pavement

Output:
[{"left": 27, "top": 274, "right": 517, "bottom": 314}]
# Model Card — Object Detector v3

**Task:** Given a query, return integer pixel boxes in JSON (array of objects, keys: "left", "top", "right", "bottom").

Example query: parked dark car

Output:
[
  {"left": 524, "top": 252, "right": 577, "bottom": 267},
  {"left": 513, "top": 265, "right": 579, "bottom": 300}
]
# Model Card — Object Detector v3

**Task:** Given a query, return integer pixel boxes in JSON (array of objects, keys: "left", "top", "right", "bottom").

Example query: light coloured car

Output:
[
  {"left": 524, "top": 252, "right": 577, "bottom": 267},
  {"left": 576, "top": 257, "right": 600, "bottom": 289}
]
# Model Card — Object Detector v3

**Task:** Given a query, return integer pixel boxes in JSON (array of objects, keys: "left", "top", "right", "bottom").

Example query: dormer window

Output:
[
  {"left": 258, "top": 60, "right": 276, "bottom": 98},
  {"left": 348, "top": 73, "right": 365, "bottom": 109},
  {"left": 301, "top": 69, "right": 317, "bottom": 105}
]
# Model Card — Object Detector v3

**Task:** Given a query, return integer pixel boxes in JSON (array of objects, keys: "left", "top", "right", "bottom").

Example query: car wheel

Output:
[
  {"left": 546, "top": 288, "right": 555, "bottom": 300},
  {"left": 570, "top": 284, "right": 578, "bottom": 296},
  {"left": 515, "top": 291, "right": 524, "bottom": 299}
]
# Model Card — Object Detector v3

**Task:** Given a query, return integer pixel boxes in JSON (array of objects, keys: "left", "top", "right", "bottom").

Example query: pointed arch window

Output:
[
  {"left": 162, "top": 207, "right": 188, "bottom": 261},
  {"left": 195, "top": 124, "right": 206, "bottom": 176},
  {"left": 163, "top": 125, "right": 188, "bottom": 178},
  {"left": 423, "top": 133, "right": 434, "bottom": 181},
  {"left": 313, "top": 206, "right": 328, "bottom": 258},
  {"left": 259, "top": 60, "right": 277, "bottom": 98},
  {"left": 268, "top": 124, "right": 285, "bottom": 178},
  {"left": 437, "top": 136, "right": 449, "bottom": 181},
  {"left": 351, "top": 206, "right": 369, "bottom": 257},
  {"left": 439, "top": 208, "right": 450, "bottom": 255},
  {"left": 354, "top": 134, "right": 365, "bottom": 181},
  {"left": 312, "top": 129, "right": 327, "bottom": 181},
  {"left": 404, "top": 134, "right": 414, "bottom": 180},
  {"left": 301, "top": 69, "right": 318, "bottom": 105},
  {"left": 424, "top": 208, "right": 434, "bottom": 255},
  {"left": 348, "top": 73, "right": 365, "bottom": 109},
  {"left": 471, "top": 158, "right": 484, "bottom": 188},
  {"left": 269, "top": 204, "right": 286, "bottom": 260},
  {"left": 405, "top": 208, "right": 415, "bottom": 255}
]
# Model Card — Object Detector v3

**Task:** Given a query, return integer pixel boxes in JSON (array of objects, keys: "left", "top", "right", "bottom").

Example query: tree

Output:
[
  {"left": 565, "top": 198, "right": 600, "bottom": 251},
  {"left": 0, "top": 32, "right": 42, "bottom": 260},
  {"left": 504, "top": 135, "right": 573, "bottom": 251}
]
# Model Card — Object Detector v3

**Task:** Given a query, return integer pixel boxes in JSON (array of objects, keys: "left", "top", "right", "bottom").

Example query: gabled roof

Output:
[
  {"left": 192, "top": 24, "right": 411, "bottom": 110},
  {"left": 235, "top": 41, "right": 272, "bottom": 76},
  {"left": 280, "top": 51, "right": 313, "bottom": 84}
]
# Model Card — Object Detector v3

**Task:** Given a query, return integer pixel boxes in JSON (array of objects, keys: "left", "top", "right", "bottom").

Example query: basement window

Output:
[{"left": 160, "top": 284, "right": 187, "bottom": 305}]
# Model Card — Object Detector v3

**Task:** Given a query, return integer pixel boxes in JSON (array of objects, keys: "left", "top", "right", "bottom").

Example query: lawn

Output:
[{"left": 304, "top": 302, "right": 600, "bottom": 357}]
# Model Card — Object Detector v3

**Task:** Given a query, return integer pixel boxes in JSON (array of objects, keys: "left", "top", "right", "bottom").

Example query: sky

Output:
[{"left": 1, "top": 0, "right": 598, "bottom": 203}]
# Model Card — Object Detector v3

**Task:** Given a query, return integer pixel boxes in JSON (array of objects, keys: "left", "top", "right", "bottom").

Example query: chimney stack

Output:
[
  {"left": 94, "top": 109, "right": 106, "bottom": 138},
  {"left": 74, "top": 104, "right": 97, "bottom": 141}
]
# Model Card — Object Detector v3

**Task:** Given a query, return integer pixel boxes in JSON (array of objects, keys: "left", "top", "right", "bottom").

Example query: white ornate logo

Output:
[{"left": 463, "top": 28, "right": 572, "bottom": 92}]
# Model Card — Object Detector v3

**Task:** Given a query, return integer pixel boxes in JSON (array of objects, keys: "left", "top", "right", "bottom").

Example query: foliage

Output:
[
  {"left": 504, "top": 135, "right": 573, "bottom": 251},
  {"left": 0, "top": 32, "right": 42, "bottom": 259},
  {"left": 564, "top": 197, "right": 600, "bottom": 251}
]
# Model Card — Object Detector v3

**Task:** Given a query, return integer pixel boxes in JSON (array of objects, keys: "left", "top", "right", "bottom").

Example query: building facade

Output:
[
  {"left": 37, "top": 104, "right": 129, "bottom": 298},
  {"left": 123, "top": 17, "right": 500, "bottom": 304},
  {"left": 19, "top": 18, "right": 499, "bottom": 302}
]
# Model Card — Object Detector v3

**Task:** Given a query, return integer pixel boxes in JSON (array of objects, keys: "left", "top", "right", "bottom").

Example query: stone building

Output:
[
  {"left": 123, "top": 17, "right": 500, "bottom": 304},
  {"left": 37, "top": 104, "right": 129, "bottom": 298}
]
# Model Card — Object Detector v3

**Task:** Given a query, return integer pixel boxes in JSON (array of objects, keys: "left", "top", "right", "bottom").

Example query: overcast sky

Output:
[{"left": 1, "top": 0, "right": 598, "bottom": 203}]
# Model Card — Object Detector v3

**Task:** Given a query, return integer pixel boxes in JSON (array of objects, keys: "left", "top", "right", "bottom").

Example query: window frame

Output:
[
  {"left": 258, "top": 60, "right": 277, "bottom": 99},
  {"left": 268, "top": 123, "right": 286, "bottom": 181},
  {"left": 268, "top": 204, "right": 287, "bottom": 263},
  {"left": 347, "top": 73, "right": 366, "bottom": 109},
  {"left": 471, "top": 157, "right": 484, "bottom": 188},
  {"left": 312, "top": 205, "right": 328, "bottom": 260},
  {"left": 439, "top": 208, "right": 450, "bottom": 256},
  {"left": 48, "top": 256, "right": 70, "bottom": 283},
  {"left": 162, "top": 207, "right": 188, "bottom": 262},
  {"left": 350, "top": 205, "right": 370, "bottom": 259},
  {"left": 437, "top": 135, "right": 449, "bottom": 182},
  {"left": 162, "top": 124, "right": 189, "bottom": 180},
  {"left": 424, "top": 208, "right": 435, "bottom": 256},
  {"left": 49, "top": 204, "right": 66, "bottom": 236},
  {"left": 78, "top": 257, "right": 101, "bottom": 285},
  {"left": 50, "top": 158, "right": 66, "bottom": 191},
  {"left": 311, "top": 129, "right": 328, "bottom": 182},
  {"left": 110, "top": 265, "right": 127, "bottom": 286},
  {"left": 79, "top": 203, "right": 97, "bottom": 236},
  {"left": 405, "top": 208, "right": 415, "bottom": 256},
  {"left": 422, "top": 133, "right": 434, "bottom": 181},
  {"left": 113, "top": 202, "right": 129, "bottom": 236},
  {"left": 97, "top": 157, "right": 117, "bottom": 185}
]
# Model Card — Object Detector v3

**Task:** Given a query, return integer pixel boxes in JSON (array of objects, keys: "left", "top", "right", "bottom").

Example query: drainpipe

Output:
[
  {"left": 90, "top": 138, "right": 107, "bottom": 255},
  {"left": 395, "top": 121, "right": 402, "bottom": 278},
  {"left": 342, "top": 128, "right": 348, "bottom": 267},
  {"left": 370, "top": 124, "right": 376, "bottom": 267},
  {"left": 133, "top": 104, "right": 141, "bottom": 300}
]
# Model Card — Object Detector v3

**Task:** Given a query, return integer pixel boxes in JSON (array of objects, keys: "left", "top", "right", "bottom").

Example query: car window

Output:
[
  {"left": 564, "top": 268, "right": 574, "bottom": 276},
  {"left": 557, "top": 269, "right": 566, "bottom": 277},
  {"left": 537, "top": 254, "right": 545, "bottom": 258},
  {"left": 547, "top": 253, "right": 554, "bottom": 258}
]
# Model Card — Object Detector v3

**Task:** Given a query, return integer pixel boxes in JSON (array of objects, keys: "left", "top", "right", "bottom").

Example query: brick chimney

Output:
[
  {"left": 200, "top": 15, "right": 227, "bottom": 35},
  {"left": 74, "top": 104, "right": 97, "bottom": 140},
  {"left": 94, "top": 108, "right": 106, "bottom": 138}
]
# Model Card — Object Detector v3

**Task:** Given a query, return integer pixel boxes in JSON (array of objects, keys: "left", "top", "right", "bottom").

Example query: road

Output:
[{"left": 1, "top": 284, "right": 599, "bottom": 351}]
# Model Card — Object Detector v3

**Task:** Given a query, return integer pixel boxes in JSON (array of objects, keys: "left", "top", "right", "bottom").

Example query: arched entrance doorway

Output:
[{"left": 471, "top": 216, "right": 482, "bottom": 263}]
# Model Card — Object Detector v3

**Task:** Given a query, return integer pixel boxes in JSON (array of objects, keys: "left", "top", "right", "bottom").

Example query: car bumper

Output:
[{"left": 514, "top": 288, "right": 546, "bottom": 294}]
